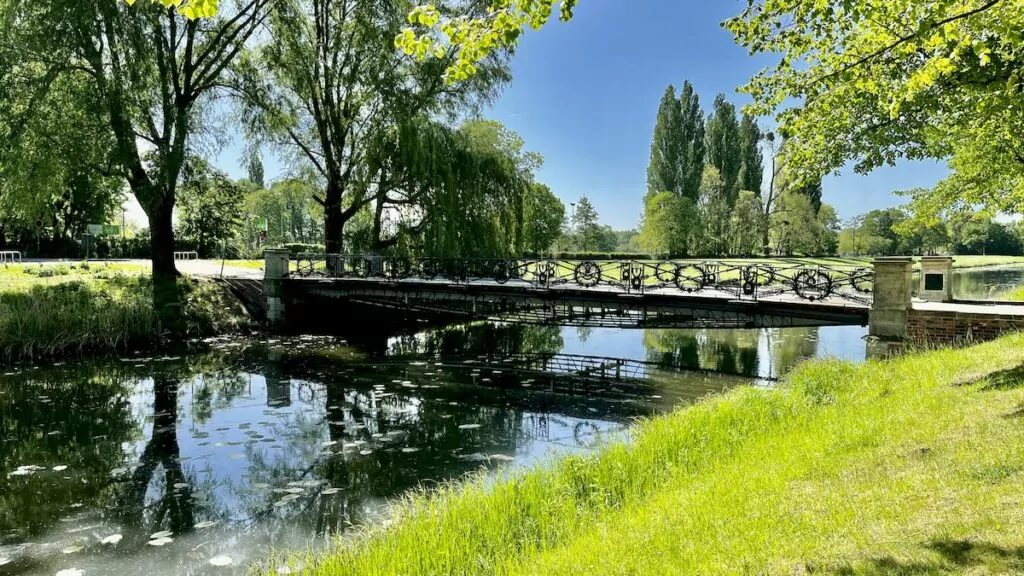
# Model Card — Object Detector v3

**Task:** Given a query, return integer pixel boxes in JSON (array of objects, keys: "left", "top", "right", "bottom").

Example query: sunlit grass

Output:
[
  {"left": 220, "top": 259, "right": 264, "bottom": 269},
  {"left": 0, "top": 266, "right": 249, "bottom": 362},
  {"left": 287, "top": 333, "right": 1024, "bottom": 576}
]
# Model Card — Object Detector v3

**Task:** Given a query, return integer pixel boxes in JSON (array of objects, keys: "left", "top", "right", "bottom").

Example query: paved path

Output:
[
  {"left": 913, "top": 299, "right": 1024, "bottom": 316},
  {"left": 13, "top": 258, "right": 264, "bottom": 279}
]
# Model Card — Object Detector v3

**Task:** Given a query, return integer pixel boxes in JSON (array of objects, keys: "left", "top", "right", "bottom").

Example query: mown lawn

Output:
[{"left": 283, "top": 333, "right": 1024, "bottom": 576}]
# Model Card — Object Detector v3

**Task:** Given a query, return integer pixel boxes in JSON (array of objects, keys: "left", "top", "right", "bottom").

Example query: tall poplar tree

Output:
[
  {"left": 737, "top": 114, "right": 763, "bottom": 195},
  {"left": 678, "top": 81, "right": 705, "bottom": 203},
  {"left": 705, "top": 94, "right": 742, "bottom": 205},
  {"left": 646, "top": 86, "right": 683, "bottom": 197}
]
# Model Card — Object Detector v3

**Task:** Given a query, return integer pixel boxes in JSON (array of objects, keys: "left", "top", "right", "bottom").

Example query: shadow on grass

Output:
[
  {"left": 957, "top": 364, "right": 1024, "bottom": 391},
  {"left": 829, "top": 539, "right": 1024, "bottom": 575}
]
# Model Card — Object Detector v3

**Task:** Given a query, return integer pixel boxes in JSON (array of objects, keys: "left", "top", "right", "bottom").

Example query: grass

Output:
[
  {"left": 997, "top": 286, "right": 1024, "bottom": 301},
  {"left": 0, "top": 264, "right": 250, "bottom": 362},
  {"left": 221, "top": 259, "right": 265, "bottom": 269},
  {"left": 287, "top": 332, "right": 1024, "bottom": 576}
]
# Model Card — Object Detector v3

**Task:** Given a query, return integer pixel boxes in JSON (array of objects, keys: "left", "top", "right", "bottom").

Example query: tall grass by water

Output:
[
  {"left": 0, "top": 265, "right": 249, "bottom": 361},
  {"left": 286, "top": 333, "right": 1024, "bottom": 575}
]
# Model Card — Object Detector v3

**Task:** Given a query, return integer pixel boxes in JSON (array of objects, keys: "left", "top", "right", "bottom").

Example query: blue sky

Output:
[{"left": 208, "top": 0, "right": 949, "bottom": 231}]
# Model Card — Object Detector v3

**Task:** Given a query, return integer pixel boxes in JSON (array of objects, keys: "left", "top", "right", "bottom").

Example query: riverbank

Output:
[
  {"left": 287, "top": 332, "right": 1024, "bottom": 575},
  {"left": 0, "top": 263, "right": 251, "bottom": 362}
]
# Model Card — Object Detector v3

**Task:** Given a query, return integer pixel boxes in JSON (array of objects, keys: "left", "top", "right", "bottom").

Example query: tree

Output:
[
  {"left": 395, "top": 1, "right": 577, "bottom": 82},
  {"left": 759, "top": 132, "right": 786, "bottom": 256},
  {"left": 729, "top": 190, "right": 766, "bottom": 257},
  {"left": 176, "top": 158, "right": 244, "bottom": 258},
  {"left": 613, "top": 229, "right": 639, "bottom": 252},
  {"left": 0, "top": 60, "right": 123, "bottom": 254},
  {"left": 770, "top": 192, "right": 824, "bottom": 255},
  {"left": 814, "top": 204, "right": 840, "bottom": 255},
  {"left": 795, "top": 179, "right": 824, "bottom": 215},
  {"left": 725, "top": 1, "right": 1024, "bottom": 217},
  {"left": 642, "top": 80, "right": 706, "bottom": 254},
  {"left": 704, "top": 94, "right": 742, "bottom": 204},
  {"left": 246, "top": 153, "right": 265, "bottom": 189},
  {"left": 571, "top": 195, "right": 601, "bottom": 251},
  {"left": 697, "top": 166, "right": 731, "bottom": 256},
  {"left": 647, "top": 86, "right": 684, "bottom": 198},
  {"left": 678, "top": 81, "right": 706, "bottom": 204},
  {"left": 396, "top": 119, "right": 531, "bottom": 258},
  {"left": 639, "top": 192, "right": 681, "bottom": 255},
  {"left": 7, "top": 0, "right": 270, "bottom": 324},
  {"left": 737, "top": 114, "right": 763, "bottom": 196},
  {"left": 234, "top": 0, "right": 510, "bottom": 254},
  {"left": 523, "top": 183, "right": 565, "bottom": 253},
  {"left": 594, "top": 225, "right": 619, "bottom": 252}
]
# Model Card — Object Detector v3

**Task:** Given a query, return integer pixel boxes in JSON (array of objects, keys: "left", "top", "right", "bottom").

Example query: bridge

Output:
[{"left": 256, "top": 251, "right": 876, "bottom": 332}]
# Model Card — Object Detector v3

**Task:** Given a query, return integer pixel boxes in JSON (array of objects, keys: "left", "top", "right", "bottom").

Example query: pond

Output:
[
  {"left": 0, "top": 321, "right": 870, "bottom": 576},
  {"left": 953, "top": 265, "right": 1024, "bottom": 300}
]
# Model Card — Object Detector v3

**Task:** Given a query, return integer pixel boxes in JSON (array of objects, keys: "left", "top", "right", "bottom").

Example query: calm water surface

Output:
[
  {"left": 953, "top": 265, "right": 1024, "bottom": 299},
  {"left": 0, "top": 321, "right": 870, "bottom": 576}
]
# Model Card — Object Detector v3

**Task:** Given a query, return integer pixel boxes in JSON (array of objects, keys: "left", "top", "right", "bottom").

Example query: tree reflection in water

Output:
[
  {"left": 643, "top": 327, "right": 821, "bottom": 379},
  {"left": 0, "top": 322, "right": 765, "bottom": 575}
]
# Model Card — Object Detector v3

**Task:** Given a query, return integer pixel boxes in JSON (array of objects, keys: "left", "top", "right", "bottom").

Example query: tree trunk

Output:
[
  {"left": 144, "top": 195, "right": 184, "bottom": 334},
  {"left": 324, "top": 180, "right": 344, "bottom": 254}
]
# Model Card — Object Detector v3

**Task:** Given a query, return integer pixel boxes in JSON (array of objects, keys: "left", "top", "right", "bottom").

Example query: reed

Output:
[{"left": 0, "top": 268, "right": 248, "bottom": 362}]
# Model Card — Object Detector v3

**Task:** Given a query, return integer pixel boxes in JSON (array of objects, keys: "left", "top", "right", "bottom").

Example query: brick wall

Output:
[{"left": 907, "top": 309, "right": 1024, "bottom": 346}]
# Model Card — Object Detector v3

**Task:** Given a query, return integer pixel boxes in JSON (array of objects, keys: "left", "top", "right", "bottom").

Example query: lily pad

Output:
[
  {"left": 100, "top": 534, "right": 122, "bottom": 545},
  {"left": 208, "top": 555, "right": 233, "bottom": 566},
  {"left": 194, "top": 521, "right": 218, "bottom": 529},
  {"left": 148, "top": 537, "right": 173, "bottom": 546},
  {"left": 400, "top": 447, "right": 420, "bottom": 453},
  {"left": 320, "top": 488, "right": 341, "bottom": 495},
  {"left": 52, "top": 465, "right": 68, "bottom": 472},
  {"left": 150, "top": 530, "right": 173, "bottom": 539}
]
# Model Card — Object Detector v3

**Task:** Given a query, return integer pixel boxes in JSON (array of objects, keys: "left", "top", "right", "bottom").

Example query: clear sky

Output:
[{"left": 203, "top": 0, "right": 949, "bottom": 232}]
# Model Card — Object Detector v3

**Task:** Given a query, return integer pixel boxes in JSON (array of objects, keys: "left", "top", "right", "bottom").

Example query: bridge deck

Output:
[{"left": 293, "top": 276, "right": 870, "bottom": 329}]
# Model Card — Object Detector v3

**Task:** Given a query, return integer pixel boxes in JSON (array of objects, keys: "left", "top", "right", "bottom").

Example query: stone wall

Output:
[{"left": 907, "top": 309, "right": 1024, "bottom": 346}]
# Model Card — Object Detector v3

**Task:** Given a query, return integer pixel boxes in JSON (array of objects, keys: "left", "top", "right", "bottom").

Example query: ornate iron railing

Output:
[{"left": 291, "top": 254, "right": 873, "bottom": 303}]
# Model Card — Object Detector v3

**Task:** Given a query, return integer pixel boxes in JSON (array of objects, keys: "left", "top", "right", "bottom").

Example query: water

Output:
[
  {"left": 5, "top": 265, "right": 1021, "bottom": 576},
  {"left": 953, "top": 266, "right": 1024, "bottom": 300},
  {"left": 0, "top": 321, "right": 871, "bottom": 576}
]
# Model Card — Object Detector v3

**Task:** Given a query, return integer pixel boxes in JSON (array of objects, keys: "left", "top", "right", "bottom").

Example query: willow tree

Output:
[
  {"left": 234, "top": 0, "right": 510, "bottom": 254},
  {"left": 361, "top": 118, "right": 532, "bottom": 258},
  {"left": 4, "top": 0, "right": 270, "bottom": 320},
  {"left": 0, "top": 70, "right": 122, "bottom": 250}
]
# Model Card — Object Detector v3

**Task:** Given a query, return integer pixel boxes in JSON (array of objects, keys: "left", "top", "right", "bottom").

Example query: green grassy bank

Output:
[
  {"left": 0, "top": 263, "right": 249, "bottom": 362},
  {"left": 283, "top": 334, "right": 1024, "bottom": 575}
]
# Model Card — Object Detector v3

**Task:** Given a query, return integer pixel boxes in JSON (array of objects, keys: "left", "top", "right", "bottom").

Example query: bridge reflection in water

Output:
[{"left": 281, "top": 255, "right": 874, "bottom": 331}]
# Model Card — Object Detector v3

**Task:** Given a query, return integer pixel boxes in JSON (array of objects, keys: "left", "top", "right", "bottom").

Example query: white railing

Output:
[{"left": 0, "top": 251, "right": 22, "bottom": 263}]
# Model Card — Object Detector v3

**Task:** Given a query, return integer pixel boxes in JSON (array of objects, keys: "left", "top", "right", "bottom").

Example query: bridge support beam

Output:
[
  {"left": 869, "top": 257, "right": 913, "bottom": 340},
  {"left": 919, "top": 256, "right": 954, "bottom": 302},
  {"left": 264, "top": 248, "right": 290, "bottom": 328}
]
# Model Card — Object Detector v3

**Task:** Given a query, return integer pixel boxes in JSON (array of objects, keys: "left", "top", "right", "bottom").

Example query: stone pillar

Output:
[
  {"left": 869, "top": 257, "right": 913, "bottom": 340},
  {"left": 919, "top": 256, "right": 953, "bottom": 302},
  {"left": 264, "top": 248, "right": 290, "bottom": 328}
]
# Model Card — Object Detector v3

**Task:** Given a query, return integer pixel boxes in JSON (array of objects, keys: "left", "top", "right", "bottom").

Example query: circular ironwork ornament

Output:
[{"left": 574, "top": 261, "right": 602, "bottom": 287}]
